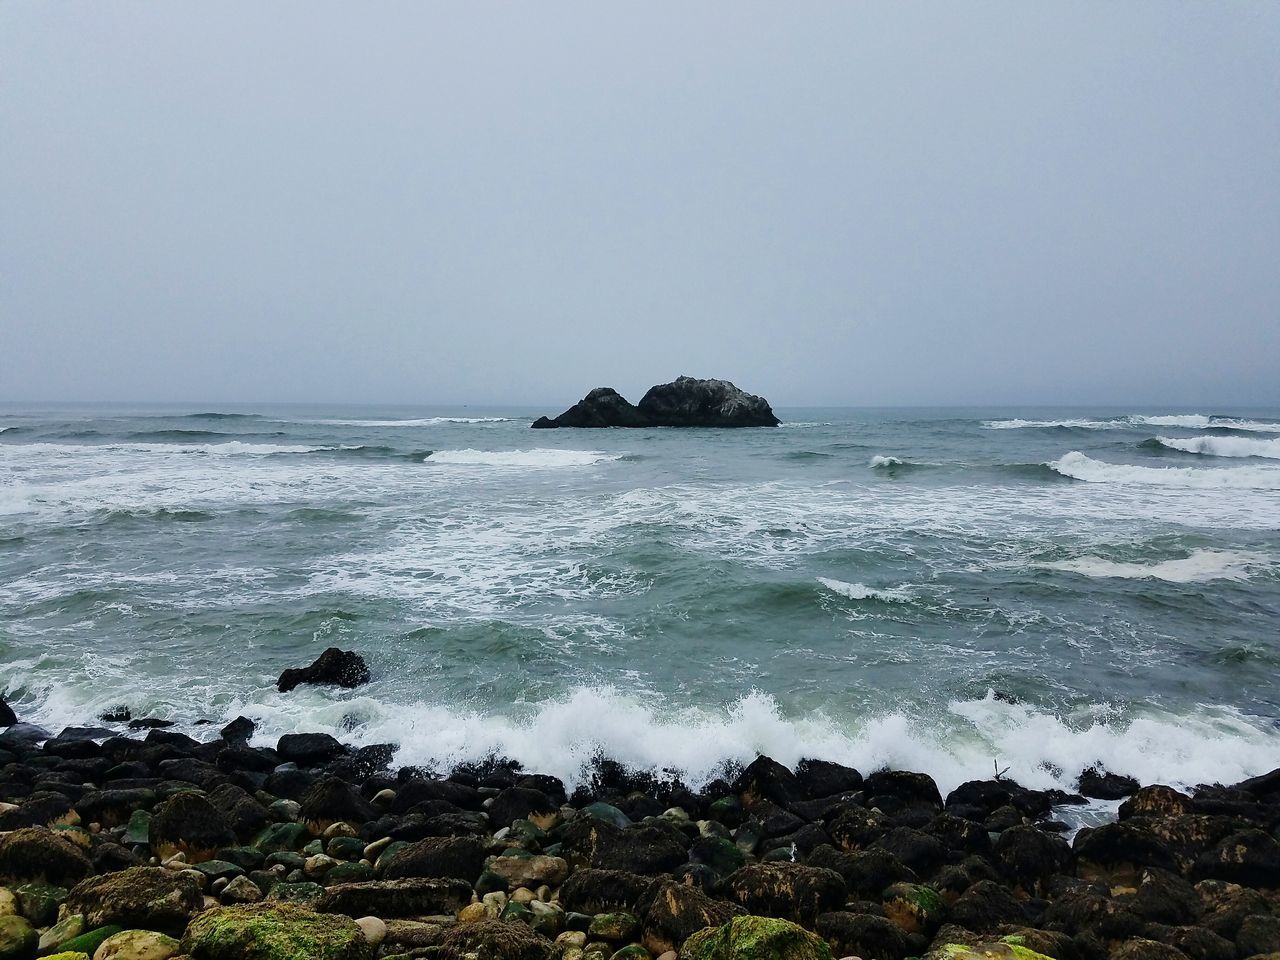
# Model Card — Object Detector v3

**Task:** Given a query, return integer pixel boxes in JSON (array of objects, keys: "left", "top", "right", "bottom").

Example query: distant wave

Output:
[
  {"left": 869, "top": 455, "right": 903, "bottom": 467},
  {"left": 1036, "top": 548, "right": 1265, "bottom": 584},
  {"left": 0, "top": 441, "right": 329, "bottom": 457},
  {"left": 180, "top": 412, "right": 263, "bottom": 420},
  {"left": 1048, "top": 451, "right": 1280, "bottom": 489},
  {"left": 1154, "top": 435, "right": 1280, "bottom": 460},
  {"left": 127, "top": 429, "right": 237, "bottom": 441},
  {"left": 425, "top": 448, "right": 624, "bottom": 468},
  {"left": 304, "top": 417, "right": 518, "bottom": 427},
  {"left": 986, "top": 414, "right": 1280, "bottom": 433},
  {"left": 816, "top": 577, "right": 914, "bottom": 603}
]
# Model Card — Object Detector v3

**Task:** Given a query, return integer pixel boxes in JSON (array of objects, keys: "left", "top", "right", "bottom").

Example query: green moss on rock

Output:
[
  {"left": 0, "top": 914, "right": 37, "bottom": 960},
  {"left": 53, "top": 924, "right": 123, "bottom": 957},
  {"left": 936, "top": 943, "right": 1055, "bottom": 960},
  {"left": 682, "top": 916, "right": 834, "bottom": 960},
  {"left": 181, "top": 903, "right": 372, "bottom": 960}
]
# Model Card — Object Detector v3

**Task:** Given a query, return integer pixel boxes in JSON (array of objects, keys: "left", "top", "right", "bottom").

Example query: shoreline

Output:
[{"left": 0, "top": 714, "right": 1277, "bottom": 960}]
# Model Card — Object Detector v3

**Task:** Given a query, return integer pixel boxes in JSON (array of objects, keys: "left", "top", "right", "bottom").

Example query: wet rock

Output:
[
  {"left": 532, "top": 377, "right": 781, "bottom": 430},
  {"left": 208, "top": 783, "right": 270, "bottom": 839},
  {"left": 826, "top": 806, "right": 890, "bottom": 852},
  {"left": 1193, "top": 879, "right": 1270, "bottom": 938},
  {"left": 689, "top": 836, "right": 748, "bottom": 877},
  {"left": 559, "top": 819, "right": 687, "bottom": 875},
  {"left": 0, "top": 915, "right": 37, "bottom": 960},
  {"left": 150, "top": 792, "right": 236, "bottom": 862},
  {"left": 1192, "top": 828, "right": 1280, "bottom": 887},
  {"left": 1119, "top": 785, "right": 1195, "bottom": 820},
  {"left": 874, "top": 826, "right": 948, "bottom": 875},
  {"left": 486, "top": 854, "right": 571, "bottom": 888},
  {"left": 0, "top": 827, "right": 92, "bottom": 886},
  {"left": 719, "top": 862, "right": 846, "bottom": 924},
  {"left": 806, "top": 844, "right": 918, "bottom": 897},
  {"left": 0, "top": 700, "right": 15, "bottom": 728},
  {"left": 682, "top": 915, "right": 832, "bottom": 960},
  {"left": 1110, "top": 938, "right": 1191, "bottom": 960},
  {"left": 881, "top": 882, "right": 948, "bottom": 936},
  {"left": 793, "top": 759, "right": 862, "bottom": 799},
  {"left": 992, "top": 824, "right": 1070, "bottom": 892},
  {"left": 926, "top": 814, "right": 993, "bottom": 860},
  {"left": 488, "top": 787, "right": 559, "bottom": 830},
  {"left": 93, "top": 928, "right": 181, "bottom": 960},
  {"left": 1072, "top": 823, "right": 1179, "bottom": 883},
  {"left": 1124, "top": 868, "right": 1200, "bottom": 925},
  {"left": 221, "top": 874, "right": 265, "bottom": 904},
  {"left": 74, "top": 788, "right": 156, "bottom": 828},
  {"left": 947, "top": 880, "right": 1029, "bottom": 932},
  {"left": 1236, "top": 915, "right": 1280, "bottom": 957},
  {"left": 220, "top": 716, "right": 255, "bottom": 746},
  {"left": 315, "top": 877, "right": 471, "bottom": 918},
  {"left": 531, "top": 387, "right": 650, "bottom": 429},
  {"left": 299, "top": 777, "right": 372, "bottom": 835},
  {"left": 276, "top": 648, "right": 370, "bottom": 693},
  {"left": 814, "top": 911, "right": 908, "bottom": 960},
  {"left": 182, "top": 901, "right": 372, "bottom": 959},
  {"left": 381, "top": 836, "right": 488, "bottom": 883},
  {"left": 559, "top": 869, "right": 653, "bottom": 915},
  {"left": 638, "top": 878, "right": 745, "bottom": 955},
  {"left": 1077, "top": 768, "right": 1140, "bottom": 800},
  {"left": 863, "top": 770, "right": 944, "bottom": 812},
  {"left": 64, "top": 867, "right": 202, "bottom": 934},
  {"left": 1139, "top": 925, "right": 1233, "bottom": 960},
  {"left": 275, "top": 734, "right": 346, "bottom": 766},
  {"left": 437, "top": 917, "right": 553, "bottom": 960},
  {"left": 1039, "top": 890, "right": 1143, "bottom": 941},
  {"left": 0, "top": 791, "right": 77, "bottom": 830}
]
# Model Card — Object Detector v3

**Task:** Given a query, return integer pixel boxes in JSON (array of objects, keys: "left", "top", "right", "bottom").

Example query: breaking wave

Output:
[
  {"left": 1048, "top": 451, "right": 1280, "bottom": 489},
  {"left": 986, "top": 414, "right": 1280, "bottom": 433},
  {"left": 1035, "top": 549, "right": 1266, "bottom": 584},
  {"left": 1155, "top": 435, "right": 1280, "bottom": 460},
  {"left": 425, "top": 448, "right": 624, "bottom": 468},
  {"left": 817, "top": 577, "right": 914, "bottom": 603},
  {"left": 303, "top": 417, "right": 518, "bottom": 427}
]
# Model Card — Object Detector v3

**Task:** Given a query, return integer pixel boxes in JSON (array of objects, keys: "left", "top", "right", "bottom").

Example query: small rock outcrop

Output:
[
  {"left": 532, "top": 377, "right": 780, "bottom": 429},
  {"left": 277, "top": 648, "right": 370, "bottom": 693}
]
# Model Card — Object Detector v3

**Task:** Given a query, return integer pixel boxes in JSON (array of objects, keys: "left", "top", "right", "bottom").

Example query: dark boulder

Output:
[
  {"left": 438, "top": 918, "right": 553, "bottom": 960},
  {"left": 947, "top": 879, "right": 1029, "bottom": 932},
  {"left": 1040, "top": 890, "right": 1144, "bottom": 940},
  {"left": 74, "top": 787, "right": 157, "bottom": 828},
  {"left": 807, "top": 844, "right": 918, "bottom": 897},
  {"left": 1119, "top": 785, "right": 1195, "bottom": 820},
  {"left": 300, "top": 775, "right": 373, "bottom": 833},
  {"left": 380, "top": 836, "right": 487, "bottom": 883},
  {"left": 1236, "top": 915, "right": 1280, "bottom": 957},
  {"left": 276, "top": 732, "right": 346, "bottom": 765},
  {"left": 639, "top": 878, "right": 745, "bottom": 955},
  {"left": 391, "top": 776, "right": 481, "bottom": 812},
  {"left": 731, "top": 755, "right": 806, "bottom": 807},
  {"left": 873, "top": 826, "right": 948, "bottom": 875},
  {"left": 719, "top": 861, "right": 847, "bottom": 924},
  {"left": 276, "top": 647, "right": 370, "bottom": 693},
  {"left": 208, "top": 782, "right": 271, "bottom": 838},
  {"left": 558, "top": 818, "right": 688, "bottom": 875},
  {"left": 1192, "top": 828, "right": 1280, "bottom": 887},
  {"left": 1110, "top": 938, "right": 1193, "bottom": 960},
  {"left": 794, "top": 759, "right": 863, "bottom": 798},
  {"left": 993, "top": 823, "right": 1070, "bottom": 892},
  {"left": 316, "top": 877, "right": 471, "bottom": 918},
  {"left": 827, "top": 805, "right": 890, "bottom": 852},
  {"left": 1194, "top": 879, "right": 1270, "bottom": 939},
  {"left": 221, "top": 715, "right": 255, "bottom": 745},
  {"left": 149, "top": 790, "right": 236, "bottom": 861},
  {"left": 1078, "top": 766, "right": 1140, "bottom": 800},
  {"left": 814, "top": 911, "right": 909, "bottom": 960},
  {"left": 862, "top": 770, "right": 944, "bottom": 812},
  {"left": 0, "top": 826, "right": 92, "bottom": 885},
  {"left": 532, "top": 377, "right": 780, "bottom": 429},
  {"left": 1142, "top": 925, "right": 1234, "bottom": 960},
  {"left": 0, "top": 698, "right": 15, "bottom": 726},
  {"left": 1073, "top": 822, "right": 1179, "bottom": 882},
  {"left": 1124, "top": 867, "right": 1201, "bottom": 925},
  {"left": 487, "top": 786, "right": 558, "bottom": 829},
  {"left": 558, "top": 868, "right": 653, "bottom": 914},
  {"left": 65, "top": 865, "right": 203, "bottom": 934},
  {"left": 0, "top": 790, "right": 76, "bottom": 829}
]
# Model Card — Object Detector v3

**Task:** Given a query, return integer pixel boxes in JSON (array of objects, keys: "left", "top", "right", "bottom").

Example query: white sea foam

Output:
[
  {"left": 0, "top": 441, "right": 328, "bottom": 457},
  {"left": 16, "top": 683, "right": 1278, "bottom": 797},
  {"left": 1156, "top": 435, "right": 1280, "bottom": 460},
  {"left": 1036, "top": 549, "right": 1265, "bottom": 583},
  {"left": 303, "top": 417, "right": 517, "bottom": 426},
  {"left": 817, "top": 577, "right": 914, "bottom": 602},
  {"left": 1049, "top": 451, "right": 1280, "bottom": 489},
  {"left": 869, "top": 455, "right": 904, "bottom": 467},
  {"left": 985, "top": 414, "right": 1280, "bottom": 432},
  {"left": 425, "top": 448, "right": 623, "bottom": 468}
]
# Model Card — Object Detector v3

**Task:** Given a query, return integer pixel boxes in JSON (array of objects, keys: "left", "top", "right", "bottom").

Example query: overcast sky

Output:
[{"left": 2, "top": 3, "right": 1277, "bottom": 407}]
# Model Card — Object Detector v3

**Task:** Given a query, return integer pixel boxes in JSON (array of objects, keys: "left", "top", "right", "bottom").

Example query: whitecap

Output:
[
  {"left": 869, "top": 455, "right": 904, "bottom": 467},
  {"left": 302, "top": 417, "right": 517, "bottom": 427},
  {"left": 425, "top": 448, "right": 623, "bottom": 468},
  {"left": 1048, "top": 451, "right": 1280, "bottom": 489},
  {"left": 816, "top": 577, "right": 913, "bottom": 602},
  {"left": 1155, "top": 435, "right": 1280, "bottom": 460},
  {"left": 1035, "top": 548, "right": 1265, "bottom": 584}
]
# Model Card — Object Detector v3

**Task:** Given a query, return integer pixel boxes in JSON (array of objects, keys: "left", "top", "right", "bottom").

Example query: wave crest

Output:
[
  {"left": 1048, "top": 451, "right": 1280, "bottom": 489},
  {"left": 1035, "top": 549, "right": 1266, "bottom": 584},
  {"left": 817, "top": 577, "right": 914, "bottom": 603},
  {"left": 425, "top": 448, "right": 624, "bottom": 468},
  {"left": 1155, "top": 436, "right": 1280, "bottom": 460}
]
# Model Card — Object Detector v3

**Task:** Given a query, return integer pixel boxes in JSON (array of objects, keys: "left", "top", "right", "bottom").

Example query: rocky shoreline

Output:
[{"left": 0, "top": 707, "right": 1277, "bottom": 960}]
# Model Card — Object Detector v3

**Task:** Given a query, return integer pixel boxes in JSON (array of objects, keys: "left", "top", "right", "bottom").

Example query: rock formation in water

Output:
[{"left": 532, "top": 376, "right": 780, "bottom": 428}]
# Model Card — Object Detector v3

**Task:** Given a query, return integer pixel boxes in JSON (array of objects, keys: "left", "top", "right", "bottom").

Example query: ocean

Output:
[{"left": 2, "top": 403, "right": 1279, "bottom": 797}]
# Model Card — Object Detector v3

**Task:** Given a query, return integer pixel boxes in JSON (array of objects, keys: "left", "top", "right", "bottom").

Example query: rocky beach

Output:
[{"left": 1, "top": 662, "right": 1278, "bottom": 960}]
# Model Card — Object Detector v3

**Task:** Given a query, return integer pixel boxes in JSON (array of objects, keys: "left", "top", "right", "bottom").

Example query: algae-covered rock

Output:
[
  {"left": 64, "top": 867, "right": 202, "bottom": 935},
  {"left": 682, "top": 915, "right": 833, "bottom": 960},
  {"left": 92, "top": 929, "right": 181, "bottom": 960},
  {"left": 40, "top": 953, "right": 90, "bottom": 960},
  {"left": 53, "top": 925, "right": 123, "bottom": 958},
  {"left": 927, "top": 941, "right": 1056, "bottom": 960},
  {"left": 719, "top": 863, "right": 846, "bottom": 924},
  {"left": 0, "top": 828, "right": 92, "bottom": 887},
  {"left": 0, "top": 915, "right": 37, "bottom": 960},
  {"left": 881, "top": 882, "right": 947, "bottom": 936},
  {"left": 149, "top": 793, "right": 236, "bottom": 863},
  {"left": 638, "top": 879, "right": 744, "bottom": 955},
  {"left": 38, "top": 913, "right": 85, "bottom": 953},
  {"left": 437, "top": 918, "right": 553, "bottom": 960},
  {"left": 315, "top": 878, "right": 471, "bottom": 919},
  {"left": 182, "top": 903, "right": 372, "bottom": 960}
]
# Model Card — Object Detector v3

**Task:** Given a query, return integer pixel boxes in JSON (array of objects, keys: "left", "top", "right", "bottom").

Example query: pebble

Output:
[
  {"left": 511, "top": 886, "right": 536, "bottom": 904},
  {"left": 363, "top": 837, "right": 393, "bottom": 860},
  {"left": 355, "top": 915, "right": 387, "bottom": 946},
  {"left": 322, "top": 821, "right": 357, "bottom": 839},
  {"left": 458, "top": 902, "right": 488, "bottom": 923}
]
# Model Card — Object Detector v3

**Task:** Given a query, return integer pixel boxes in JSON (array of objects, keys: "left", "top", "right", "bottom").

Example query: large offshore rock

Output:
[{"left": 532, "top": 377, "right": 779, "bottom": 428}]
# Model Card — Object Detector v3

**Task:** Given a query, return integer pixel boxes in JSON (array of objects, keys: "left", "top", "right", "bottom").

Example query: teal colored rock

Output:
[
  {"left": 52, "top": 925, "right": 123, "bottom": 958},
  {"left": 265, "top": 852, "right": 306, "bottom": 872},
  {"left": 15, "top": 881, "right": 67, "bottom": 926},
  {"left": 372, "top": 842, "right": 410, "bottom": 875},
  {"left": 682, "top": 916, "right": 833, "bottom": 960},
  {"left": 194, "top": 860, "right": 247, "bottom": 882},
  {"left": 588, "top": 912, "right": 639, "bottom": 941},
  {"left": 216, "top": 847, "right": 267, "bottom": 871},
  {"left": 609, "top": 947, "right": 649, "bottom": 960},
  {"left": 580, "top": 803, "right": 631, "bottom": 829},
  {"left": 508, "top": 819, "right": 548, "bottom": 849},
  {"left": 253, "top": 823, "right": 307, "bottom": 854},
  {"left": 324, "top": 837, "right": 365, "bottom": 861},
  {"left": 761, "top": 847, "right": 796, "bottom": 862},
  {"left": 323, "top": 862, "right": 373, "bottom": 885},
  {"left": 301, "top": 839, "right": 324, "bottom": 857},
  {"left": 264, "top": 881, "right": 326, "bottom": 907},
  {"left": 124, "top": 810, "right": 152, "bottom": 846},
  {"left": 708, "top": 797, "right": 742, "bottom": 825},
  {"left": 499, "top": 900, "right": 532, "bottom": 923},
  {"left": 0, "top": 915, "right": 37, "bottom": 960},
  {"left": 528, "top": 900, "right": 564, "bottom": 937},
  {"left": 180, "top": 902, "right": 371, "bottom": 959},
  {"left": 693, "top": 836, "right": 747, "bottom": 875}
]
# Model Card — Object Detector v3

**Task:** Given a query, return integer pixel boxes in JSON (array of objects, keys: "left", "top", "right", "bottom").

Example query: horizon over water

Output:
[{"left": 2, "top": 401, "right": 1279, "bottom": 797}]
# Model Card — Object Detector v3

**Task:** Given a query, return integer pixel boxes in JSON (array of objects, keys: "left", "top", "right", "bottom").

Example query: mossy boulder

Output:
[
  {"left": 40, "top": 953, "right": 89, "bottom": 960},
  {"left": 437, "top": 918, "right": 553, "bottom": 960},
  {"left": 92, "top": 929, "right": 181, "bottom": 960},
  {"left": 928, "top": 942, "right": 1055, "bottom": 960},
  {"left": 0, "top": 828, "right": 92, "bottom": 886},
  {"left": 182, "top": 903, "right": 371, "bottom": 960},
  {"left": 64, "top": 867, "right": 202, "bottom": 935},
  {"left": 0, "top": 915, "right": 37, "bottom": 960},
  {"left": 52, "top": 925, "right": 123, "bottom": 958},
  {"left": 881, "top": 881, "right": 947, "bottom": 936},
  {"left": 380, "top": 837, "right": 487, "bottom": 884},
  {"left": 638, "top": 879, "right": 744, "bottom": 955},
  {"left": 149, "top": 793, "right": 236, "bottom": 863},
  {"left": 682, "top": 915, "right": 834, "bottom": 960},
  {"left": 719, "top": 862, "right": 846, "bottom": 924},
  {"left": 314, "top": 878, "right": 471, "bottom": 919}
]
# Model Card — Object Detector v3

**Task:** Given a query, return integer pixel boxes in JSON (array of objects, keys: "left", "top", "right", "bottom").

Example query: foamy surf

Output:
[
  {"left": 303, "top": 417, "right": 517, "bottom": 427},
  {"left": 869, "top": 455, "right": 904, "bottom": 467},
  {"left": 1156, "top": 435, "right": 1280, "bottom": 460},
  {"left": 817, "top": 577, "right": 914, "bottom": 603},
  {"left": 985, "top": 414, "right": 1280, "bottom": 432},
  {"left": 1035, "top": 548, "right": 1265, "bottom": 584},
  {"left": 425, "top": 448, "right": 624, "bottom": 467},
  {"left": 1048, "top": 451, "right": 1280, "bottom": 489}
]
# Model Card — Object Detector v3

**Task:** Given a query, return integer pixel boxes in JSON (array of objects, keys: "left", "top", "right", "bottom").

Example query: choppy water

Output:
[{"left": 3, "top": 403, "right": 1279, "bottom": 793}]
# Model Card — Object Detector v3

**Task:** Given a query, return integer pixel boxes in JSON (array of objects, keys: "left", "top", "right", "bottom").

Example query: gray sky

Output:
[{"left": 2, "top": 2, "right": 1278, "bottom": 407}]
